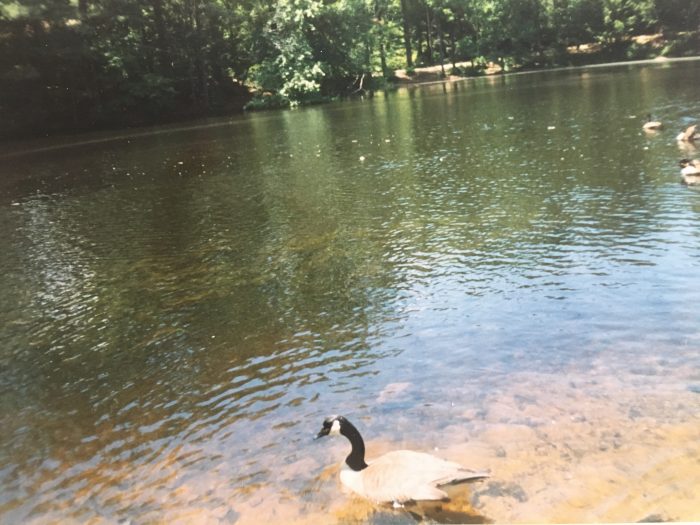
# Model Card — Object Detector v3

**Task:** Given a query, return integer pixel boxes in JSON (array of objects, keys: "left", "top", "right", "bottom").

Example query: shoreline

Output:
[
  {"left": 393, "top": 55, "right": 700, "bottom": 88},
  {"left": 1, "top": 55, "right": 699, "bottom": 161}
]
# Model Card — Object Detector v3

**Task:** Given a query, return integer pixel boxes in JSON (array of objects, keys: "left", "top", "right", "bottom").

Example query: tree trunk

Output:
[
  {"left": 399, "top": 0, "right": 413, "bottom": 68},
  {"left": 379, "top": 41, "right": 389, "bottom": 78},
  {"left": 416, "top": 30, "right": 424, "bottom": 64},
  {"left": 436, "top": 12, "right": 445, "bottom": 77},
  {"left": 425, "top": 8, "right": 433, "bottom": 65},
  {"left": 151, "top": 0, "right": 171, "bottom": 75},
  {"left": 375, "top": 0, "right": 389, "bottom": 78},
  {"left": 78, "top": 0, "right": 88, "bottom": 19},
  {"left": 190, "top": 0, "right": 209, "bottom": 111}
]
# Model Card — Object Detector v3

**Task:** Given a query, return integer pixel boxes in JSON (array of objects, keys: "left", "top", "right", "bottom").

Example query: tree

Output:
[
  {"left": 398, "top": 0, "right": 414, "bottom": 67},
  {"left": 550, "top": 0, "right": 605, "bottom": 49},
  {"left": 599, "top": 0, "right": 654, "bottom": 46},
  {"left": 654, "top": 0, "right": 700, "bottom": 33}
]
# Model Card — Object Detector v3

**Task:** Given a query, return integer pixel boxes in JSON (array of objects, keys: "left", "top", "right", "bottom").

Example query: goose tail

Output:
[
  {"left": 457, "top": 469, "right": 490, "bottom": 482},
  {"left": 439, "top": 468, "right": 490, "bottom": 486}
]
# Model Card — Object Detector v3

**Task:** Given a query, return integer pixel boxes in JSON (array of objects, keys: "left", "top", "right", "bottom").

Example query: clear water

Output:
[{"left": 1, "top": 60, "right": 699, "bottom": 524}]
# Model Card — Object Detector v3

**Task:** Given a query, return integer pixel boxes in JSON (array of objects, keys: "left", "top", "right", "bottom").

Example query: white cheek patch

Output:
[{"left": 329, "top": 419, "right": 341, "bottom": 436}]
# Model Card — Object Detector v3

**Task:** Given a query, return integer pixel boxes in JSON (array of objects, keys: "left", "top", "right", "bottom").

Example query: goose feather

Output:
[{"left": 677, "top": 124, "right": 698, "bottom": 142}]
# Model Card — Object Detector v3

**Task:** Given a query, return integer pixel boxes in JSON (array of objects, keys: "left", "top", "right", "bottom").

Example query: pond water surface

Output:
[{"left": 1, "top": 59, "right": 699, "bottom": 524}]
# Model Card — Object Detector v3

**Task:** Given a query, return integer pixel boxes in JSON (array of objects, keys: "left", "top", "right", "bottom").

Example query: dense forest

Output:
[{"left": 1, "top": 0, "right": 698, "bottom": 139}]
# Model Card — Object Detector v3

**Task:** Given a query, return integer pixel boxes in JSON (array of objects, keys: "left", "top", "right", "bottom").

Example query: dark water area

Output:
[{"left": 1, "top": 59, "right": 699, "bottom": 524}]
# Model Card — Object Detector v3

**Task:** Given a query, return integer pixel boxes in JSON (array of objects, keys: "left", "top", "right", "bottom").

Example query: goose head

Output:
[
  {"left": 643, "top": 114, "right": 663, "bottom": 131},
  {"left": 315, "top": 415, "right": 368, "bottom": 471},
  {"left": 315, "top": 415, "right": 343, "bottom": 439}
]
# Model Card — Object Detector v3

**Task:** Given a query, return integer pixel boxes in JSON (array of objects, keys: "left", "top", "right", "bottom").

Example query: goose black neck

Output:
[{"left": 339, "top": 419, "right": 368, "bottom": 471}]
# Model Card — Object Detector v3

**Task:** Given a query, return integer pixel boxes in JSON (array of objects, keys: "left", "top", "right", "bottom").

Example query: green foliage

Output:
[
  {"left": 654, "top": 0, "right": 700, "bottom": 32},
  {"left": 549, "top": 0, "right": 605, "bottom": 47},
  {"left": 254, "top": 0, "right": 325, "bottom": 102},
  {"left": 598, "top": 0, "right": 654, "bottom": 45},
  {"left": 450, "top": 61, "right": 486, "bottom": 76},
  {"left": 247, "top": 61, "right": 284, "bottom": 94},
  {"left": 661, "top": 31, "right": 700, "bottom": 56},
  {"left": 247, "top": 0, "right": 384, "bottom": 104},
  {"left": 244, "top": 92, "right": 291, "bottom": 110},
  {"left": 117, "top": 73, "right": 178, "bottom": 114}
]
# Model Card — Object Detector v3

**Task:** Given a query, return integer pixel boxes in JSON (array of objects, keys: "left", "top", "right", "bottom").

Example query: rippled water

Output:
[{"left": 1, "top": 60, "right": 700, "bottom": 524}]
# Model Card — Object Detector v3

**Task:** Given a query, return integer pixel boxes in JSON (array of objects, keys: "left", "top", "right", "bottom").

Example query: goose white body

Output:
[
  {"left": 340, "top": 450, "right": 489, "bottom": 503},
  {"left": 682, "top": 164, "right": 700, "bottom": 176},
  {"left": 681, "top": 160, "right": 700, "bottom": 185}
]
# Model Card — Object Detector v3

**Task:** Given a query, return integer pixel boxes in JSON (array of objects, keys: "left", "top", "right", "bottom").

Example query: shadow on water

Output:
[
  {"left": 407, "top": 483, "right": 491, "bottom": 524},
  {"left": 311, "top": 482, "right": 490, "bottom": 525},
  {"left": 358, "top": 503, "right": 489, "bottom": 525}
]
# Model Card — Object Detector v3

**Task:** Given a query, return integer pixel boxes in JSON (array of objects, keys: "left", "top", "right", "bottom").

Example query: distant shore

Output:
[
  {"left": 393, "top": 33, "right": 698, "bottom": 86},
  {"left": 2, "top": 55, "right": 699, "bottom": 159},
  {"left": 393, "top": 55, "right": 700, "bottom": 89}
]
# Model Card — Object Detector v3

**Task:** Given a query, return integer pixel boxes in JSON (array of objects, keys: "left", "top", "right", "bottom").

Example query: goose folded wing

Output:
[{"left": 361, "top": 450, "right": 488, "bottom": 503}]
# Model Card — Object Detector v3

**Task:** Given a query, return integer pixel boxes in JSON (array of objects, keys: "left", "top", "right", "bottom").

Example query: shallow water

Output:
[{"left": 1, "top": 60, "right": 700, "bottom": 524}]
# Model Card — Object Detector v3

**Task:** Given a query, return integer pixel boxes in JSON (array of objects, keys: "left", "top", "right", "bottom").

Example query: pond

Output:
[{"left": 1, "top": 59, "right": 699, "bottom": 524}]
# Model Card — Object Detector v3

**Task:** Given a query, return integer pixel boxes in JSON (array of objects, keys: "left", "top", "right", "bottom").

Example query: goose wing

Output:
[
  {"left": 679, "top": 124, "right": 697, "bottom": 142},
  {"left": 359, "top": 450, "right": 488, "bottom": 503}
]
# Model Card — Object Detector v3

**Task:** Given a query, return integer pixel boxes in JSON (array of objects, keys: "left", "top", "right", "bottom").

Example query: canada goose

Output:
[
  {"left": 643, "top": 114, "right": 663, "bottom": 131},
  {"left": 676, "top": 124, "right": 699, "bottom": 142},
  {"left": 680, "top": 158, "right": 700, "bottom": 185},
  {"left": 315, "top": 415, "right": 489, "bottom": 505}
]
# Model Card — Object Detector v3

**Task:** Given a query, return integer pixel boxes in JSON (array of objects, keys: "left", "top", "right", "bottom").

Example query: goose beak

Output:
[{"left": 314, "top": 427, "right": 329, "bottom": 440}]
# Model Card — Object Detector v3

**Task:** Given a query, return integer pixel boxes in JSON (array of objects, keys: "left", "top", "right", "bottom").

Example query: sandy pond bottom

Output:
[
  {"left": 230, "top": 348, "right": 700, "bottom": 525},
  {"left": 29, "top": 347, "right": 698, "bottom": 525}
]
